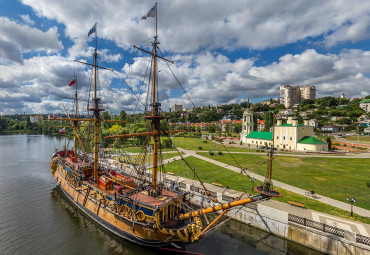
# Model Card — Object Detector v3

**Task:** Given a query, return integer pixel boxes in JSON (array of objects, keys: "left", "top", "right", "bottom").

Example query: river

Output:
[{"left": 0, "top": 134, "right": 322, "bottom": 255}]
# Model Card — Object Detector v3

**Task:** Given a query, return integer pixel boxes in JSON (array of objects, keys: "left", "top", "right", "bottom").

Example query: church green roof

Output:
[
  {"left": 360, "top": 99, "right": 370, "bottom": 104},
  {"left": 297, "top": 136, "right": 326, "bottom": 144},
  {"left": 246, "top": 131, "right": 272, "bottom": 140},
  {"left": 279, "top": 124, "right": 306, "bottom": 127}
]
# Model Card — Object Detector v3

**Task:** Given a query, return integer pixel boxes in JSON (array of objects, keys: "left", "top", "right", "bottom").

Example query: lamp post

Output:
[{"left": 346, "top": 197, "right": 357, "bottom": 216}]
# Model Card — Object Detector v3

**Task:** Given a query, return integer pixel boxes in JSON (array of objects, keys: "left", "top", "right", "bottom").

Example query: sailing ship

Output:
[{"left": 50, "top": 3, "right": 281, "bottom": 249}]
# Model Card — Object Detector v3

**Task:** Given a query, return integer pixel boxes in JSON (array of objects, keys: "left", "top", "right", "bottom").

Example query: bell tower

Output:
[{"left": 240, "top": 100, "right": 254, "bottom": 142}]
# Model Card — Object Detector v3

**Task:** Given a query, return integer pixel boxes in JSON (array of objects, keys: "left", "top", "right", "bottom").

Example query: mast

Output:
[
  {"left": 74, "top": 76, "right": 78, "bottom": 158},
  {"left": 152, "top": 2, "right": 159, "bottom": 191},
  {"left": 93, "top": 26, "right": 99, "bottom": 181}
]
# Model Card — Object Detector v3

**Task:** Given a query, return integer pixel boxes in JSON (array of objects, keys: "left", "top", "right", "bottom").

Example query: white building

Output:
[
  {"left": 280, "top": 85, "right": 316, "bottom": 108},
  {"left": 240, "top": 108, "right": 254, "bottom": 143},
  {"left": 359, "top": 99, "right": 370, "bottom": 113},
  {"left": 172, "top": 104, "right": 183, "bottom": 112}
]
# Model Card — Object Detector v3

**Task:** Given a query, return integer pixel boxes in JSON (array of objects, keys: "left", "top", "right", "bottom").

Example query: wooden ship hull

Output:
[{"left": 50, "top": 150, "right": 202, "bottom": 248}]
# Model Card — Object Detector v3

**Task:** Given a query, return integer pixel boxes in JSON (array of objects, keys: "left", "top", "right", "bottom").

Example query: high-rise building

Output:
[
  {"left": 172, "top": 104, "right": 183, "bottom": 112},
  {"left": 280, "top": 85, "right": 316, "bottom": 108},
  {"left": 300, "top": 85, "right": 316, "bottom": 100}
]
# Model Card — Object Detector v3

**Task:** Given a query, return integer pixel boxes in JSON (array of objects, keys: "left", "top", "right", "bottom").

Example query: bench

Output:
[
  {"left": 288, "top": 200, "right": 305, "bottom": 208},
  {"left": 212, "top": 182, "right": 223, "bottom": 187}
]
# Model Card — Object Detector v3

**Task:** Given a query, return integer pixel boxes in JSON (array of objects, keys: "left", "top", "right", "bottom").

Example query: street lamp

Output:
[{"left": 346, "top": 197, "right": 357, "bottom": 216}]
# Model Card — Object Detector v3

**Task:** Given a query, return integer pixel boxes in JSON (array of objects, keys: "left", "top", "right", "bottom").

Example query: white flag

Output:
[{"left": 141, "top": 5, "right": 156, "bottom": 20}]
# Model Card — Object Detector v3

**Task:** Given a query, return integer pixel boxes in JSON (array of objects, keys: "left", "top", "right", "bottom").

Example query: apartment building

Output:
[
  {"left": 172, "top": 104, "right": 183, "bottom": 112},
  {"left": 280, "top": 85, "right": 316, "bottom": 108}
]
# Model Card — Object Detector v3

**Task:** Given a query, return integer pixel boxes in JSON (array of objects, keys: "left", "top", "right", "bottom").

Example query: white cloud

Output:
[
  {"left": 2, "top": 0, "right": 370, "bottom": 114},
  {"left": 22, "top": 0, "right": 370, "bottom": 53},
  {"left": 20, "top": 14, "right": 34, "bottom": 25},
  {"left": 0, "top": 17, "right": 63, "bottom": 63},
  {"left": 121, "top": 49, "right": 370, "bottom": 110}
]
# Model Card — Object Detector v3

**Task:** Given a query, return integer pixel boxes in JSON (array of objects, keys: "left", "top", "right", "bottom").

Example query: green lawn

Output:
[
  {"left": 342, "top": 135, "right": 370, "bottom": 143},
  {"left": 197, "top": 152, "right": 370, "bottom": 211},
  {"left": 171, "top": 137, "right": 258, "bottom": 152},
  {"left": 163, "top": 156, "right": 370, "bottom": 224}
]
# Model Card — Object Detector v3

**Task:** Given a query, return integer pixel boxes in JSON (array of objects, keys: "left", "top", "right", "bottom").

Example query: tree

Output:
[
  {"left": 233, "top": 123, "right": 242, "bottom": 133},
  {"left": 326, "top": 138, "right": 332, "bottom": 150},
  {"left": 118, "top": 110, "right": 127, "bottom": 126},
  {"left": 338, "top": 118, "right": 351, "bottom": 125},
  {"left": 263, "top": 112, "right": 274, "bottom": 132},
  {"left": 102, "top": 111, "right": 112, "bottom": 129},
  {"left": 298, "top": 115, "right": 303, "bottom": 124},
  {"left": 208, "top": 124, "right": 216, "bottom": 133}
]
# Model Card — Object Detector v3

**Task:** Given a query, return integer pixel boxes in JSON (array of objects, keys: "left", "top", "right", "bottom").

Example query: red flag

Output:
[{"left": 69, "top": 79, "right": 76, "bottom": 86}]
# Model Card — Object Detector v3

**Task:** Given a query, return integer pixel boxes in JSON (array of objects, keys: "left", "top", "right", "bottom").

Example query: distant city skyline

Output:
[{"left": 1, "top": 1, "right": 370, "bottom": 115}]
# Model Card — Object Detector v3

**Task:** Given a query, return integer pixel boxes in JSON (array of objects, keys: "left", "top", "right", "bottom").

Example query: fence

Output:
[{"left": 289, "top": 214, "right": 370, "bottom": 246}]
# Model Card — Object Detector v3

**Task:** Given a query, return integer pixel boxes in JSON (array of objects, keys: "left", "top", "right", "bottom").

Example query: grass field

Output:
[
  {"left": 197, "top": 152, "right": 370, "bottom": 211},
  {"left": 342, "top": 135, "right": 370, "bottom": 143},
  {"left": 171, "top": 137, "right": 258, "bottom": 152},
  {"left": 163, "top": 156, "right": 370, "bottom": 224}
]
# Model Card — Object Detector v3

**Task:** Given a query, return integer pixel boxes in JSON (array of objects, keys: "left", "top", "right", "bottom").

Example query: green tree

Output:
[
  {"left": 298, "top": 115, "right": 303, "bottom": 124},
  {"left": 263, "top": 112, "right": 274, "bottom": 132},
  {"left": 326, "top": 137, "right": 332, "bottom": 150},
  {"left": 233, "top": 123, "right": 242, "bottom": 133},
  {"left": 208, "top": 124, "right": 216, "bottom": 133},
  {"left": 118, "top": 110, "right": 127, "bottom": 127},
  {"left": 102, "top": 111, "right": 112, "bottom": 129}
]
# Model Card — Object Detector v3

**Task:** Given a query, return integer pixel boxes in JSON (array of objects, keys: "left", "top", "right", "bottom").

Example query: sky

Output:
[{"left": 1, "top": 0, "right": 370, "bottom": 115}]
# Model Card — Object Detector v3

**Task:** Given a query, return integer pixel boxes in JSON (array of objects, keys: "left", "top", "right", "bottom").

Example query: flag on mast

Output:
[
  {"left": 141, "top": 5, "right": 156, "bottom": 20},
  {"left": 88, "top": 22, "right": 97, "bottom": 37},
  {"left": 59, "top": 127, "right": 66, "bottom": 134},
  {"left": 69, "top": 79, "right": 76, "bottom": 86}
]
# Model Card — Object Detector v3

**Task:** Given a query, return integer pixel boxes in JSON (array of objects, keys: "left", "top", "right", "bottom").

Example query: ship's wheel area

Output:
[{"left": 255, "top": 186, "right": 282, "bottom": 197}]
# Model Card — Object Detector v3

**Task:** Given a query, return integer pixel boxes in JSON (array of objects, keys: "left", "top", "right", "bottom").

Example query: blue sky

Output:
[{"left": 1, "top": 0, "right": 370, "bottom": 114}]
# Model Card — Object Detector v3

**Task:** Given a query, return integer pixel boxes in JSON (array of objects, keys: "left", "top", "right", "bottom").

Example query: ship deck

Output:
[
  {"left": 61, "top": 156, "right": 182, "bottom": 207},
  {"left": 129, "top": 189, "right": 179, "bottom": 207}
]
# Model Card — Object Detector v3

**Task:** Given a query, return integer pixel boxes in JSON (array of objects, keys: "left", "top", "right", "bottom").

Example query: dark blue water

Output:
[{"left": 0, "top": 134, "right": 321, "bottom": 255}]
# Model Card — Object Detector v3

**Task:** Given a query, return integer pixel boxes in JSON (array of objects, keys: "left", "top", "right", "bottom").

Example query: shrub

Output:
[
  {"left": 203, "top": 140, "right": 208, "bottom": 143},
  {"left": 198, "top": 146, "right": 203, "bottom": 150},
  {"left": 209, "top": 151, "right": 214, "bottom": 156},
  {"left": 161, "top": 139, "right": 172, "bottom": 148},
  {"left": 240, "top": 141, "right": 242, "bottom": 145},
  {"left": 256, "top": 149, "right": 260, "bottom": 152},
  {"left": 218, "top": 151, "right": 223, "bottom": 155}
]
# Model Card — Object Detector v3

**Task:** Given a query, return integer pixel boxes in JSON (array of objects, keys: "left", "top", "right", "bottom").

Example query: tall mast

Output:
[
  {"left": 74, "top": 76, "right": 78, "bottom": 158},
  {"left": 152, "top": 2, "right": 159, "bottom": 190},
  {"left": 128, "top": 3, "right": 174, "bottom": 193},
  {"left": 93, "top": 26, "right": 99, "bottom": 181}
]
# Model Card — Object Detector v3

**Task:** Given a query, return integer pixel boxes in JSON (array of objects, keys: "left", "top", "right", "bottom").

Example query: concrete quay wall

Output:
[{"left": 187, "top": 189, "right": 370, "bottom": 255}]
